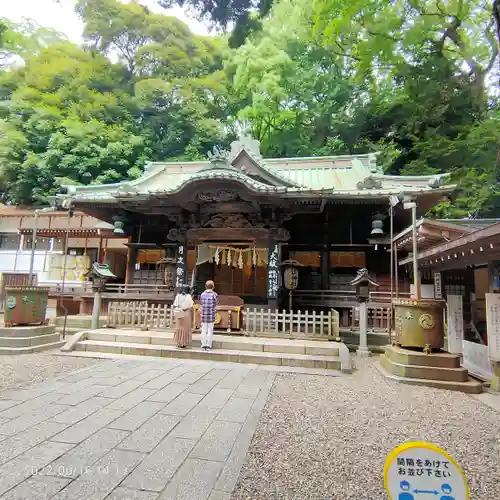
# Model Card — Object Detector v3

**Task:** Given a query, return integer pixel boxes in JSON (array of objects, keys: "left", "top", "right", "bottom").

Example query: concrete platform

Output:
[
  {"left": 379, "top": 345, "right": 483, "bottom": 394},
  {"left": 62, "top": 329, "right": 353, "bottom": 373},
  {"left": 0, "top": 325, "right": 64, "bottom": 354}
]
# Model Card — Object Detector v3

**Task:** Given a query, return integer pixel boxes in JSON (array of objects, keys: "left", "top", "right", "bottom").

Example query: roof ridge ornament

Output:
[
  {"left": 230, "top": 135, "right": 262, "bottom": 162},
  {"left": 357, "top": 176, "right": 383, "bottom": 190},
  {"left": 207, "top": 145, "right": 232, "bottom": 168}
]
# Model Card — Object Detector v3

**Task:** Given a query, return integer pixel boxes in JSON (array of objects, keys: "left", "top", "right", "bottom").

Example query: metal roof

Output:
[{"left": 63, "top": 139, "right": 454, "bottom": 204}]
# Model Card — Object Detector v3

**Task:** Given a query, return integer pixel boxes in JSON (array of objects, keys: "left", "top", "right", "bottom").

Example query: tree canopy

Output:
[{"left": 0, "top": 0, "right": 499, "bottom": 217}]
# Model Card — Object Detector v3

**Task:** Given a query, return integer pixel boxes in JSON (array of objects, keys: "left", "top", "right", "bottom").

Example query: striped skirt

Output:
[{"left": 174, "top": 313, "right": 192, "bottom": 347}]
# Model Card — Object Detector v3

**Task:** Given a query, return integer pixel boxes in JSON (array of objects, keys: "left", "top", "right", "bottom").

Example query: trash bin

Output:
[
  {"left": 4, "top": 286, "right": 49, "bottom": 327},
  {"left": 393, "top": 298, "right": 445, "bottom": 350}
]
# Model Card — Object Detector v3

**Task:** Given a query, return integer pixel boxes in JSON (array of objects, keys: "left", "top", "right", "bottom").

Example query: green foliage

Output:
[
  {"left": 158, "top": 0, "right": 274, "bottom": 46},
  {"left": 77, "top": 0, "right": 222, "bottom": 77},
  {"left": 0, "top": 17, "right": 66, "bottom": 67}
]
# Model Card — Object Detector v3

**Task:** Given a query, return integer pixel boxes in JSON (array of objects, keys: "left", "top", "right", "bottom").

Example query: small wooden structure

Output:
[{"left": 193, "top": 295, "right": 244, "bottom": 331}]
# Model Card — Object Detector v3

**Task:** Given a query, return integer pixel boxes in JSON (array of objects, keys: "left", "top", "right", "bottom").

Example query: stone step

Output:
[
  {"left": 380, "top": 354, "right": 469, "bottom": 382},
  {"left": 75, "top": 340, "right": 343, "bottom": 370},
  {"left": 0, "top": 325, "right": 56, "bottom": 338},
  {"left": 86, "top": 330, "right": 340, "bottom": 357},
  {"left": 384, "top": 345, "right": 461, "bottom": 369},
  {"left": 55, "top": 327, "right": 83, "bottom": 336},
  {"left": 0, "top": 340, "right": 65, "bottom": 355},
  {"left": 0, "top": 332, "right": 61, "bottom": 348},
  {"left": 376, "top": 360, "right": 483, "bottom": 394},
  {"left": 55, "top": 316, "right": 107, "bottom": 329}
]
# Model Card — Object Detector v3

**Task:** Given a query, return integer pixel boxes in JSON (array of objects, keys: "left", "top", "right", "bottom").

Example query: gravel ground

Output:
[
  {"left": 0, "top": 351, "right": 102, "bottom": 393},
  {"left": 232, "top": 359, "right": 500, "bottom": 500}
]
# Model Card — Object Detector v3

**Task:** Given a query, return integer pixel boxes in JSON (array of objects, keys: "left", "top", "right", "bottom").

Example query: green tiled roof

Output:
[{"left": 64, "top": 140, "right": 453, "bottom": 203}]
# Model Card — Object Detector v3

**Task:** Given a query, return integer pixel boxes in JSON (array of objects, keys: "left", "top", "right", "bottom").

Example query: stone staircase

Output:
[
  {"left": 61, "top": 329, "right": 353, "bottom": 373},
  {"left": 0, "top": 325, "right": 64, "bottom": 354},
  {"left": 379, "top": 345, "right": 483, "bottom": 394}
]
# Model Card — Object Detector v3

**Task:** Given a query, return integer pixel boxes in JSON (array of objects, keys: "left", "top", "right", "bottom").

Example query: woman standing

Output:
[{"left": 172, "top": 285, "right": 194, "bottom": 348}]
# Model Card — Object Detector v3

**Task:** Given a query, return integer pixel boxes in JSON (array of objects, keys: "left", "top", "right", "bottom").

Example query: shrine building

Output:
[{"left": 60, "top": 137, "right": 454, "bottom": 311}]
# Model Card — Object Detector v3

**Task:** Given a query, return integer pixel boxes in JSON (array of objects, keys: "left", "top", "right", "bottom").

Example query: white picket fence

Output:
[
  {"left": 106, "top": 301, "right": 339, "bottom": 338},
  {"left": 243, "top": 308, "right": 339, "bottom": 338},
  {"left": 107, "top": 302, "right": 175, "bottom": 329}
]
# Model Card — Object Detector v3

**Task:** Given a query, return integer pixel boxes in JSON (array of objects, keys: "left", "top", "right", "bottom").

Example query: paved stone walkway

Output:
[{"left": 0, "top": 357, "right": 276, "bottom": 500}]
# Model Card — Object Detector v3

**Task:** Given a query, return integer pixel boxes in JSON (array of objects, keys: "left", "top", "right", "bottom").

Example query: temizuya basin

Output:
[{"left": 393, "top": 298, "right": 445, "bottom": 350}]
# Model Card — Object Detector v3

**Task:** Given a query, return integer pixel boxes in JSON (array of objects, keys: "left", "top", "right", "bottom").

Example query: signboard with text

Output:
[
  {"left": 447, "top": 295, "right": 464, "bottom": 354},
  {"left": 384, "top": 442, "right": 469, "bottom": 500},
  {"left": 486, "top": 293, "right": 500, "bottom": 361},
  {"left": 175, "top": 243, "right": 187, "bottom": 288},
  {"left": 434, "top": 272, "right": 442, "bottom": 299},
  {"left": 267, "top": 244, "right": 279, "bottom": 298}
]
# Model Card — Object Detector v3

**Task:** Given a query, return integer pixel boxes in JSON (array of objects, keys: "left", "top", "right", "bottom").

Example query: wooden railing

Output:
[
  {"left": 108, "top": 302, "right": 175, "bottom": 329},
  {"left": 105, "top": 283, "right": 174, "bottom": 295},
  {"left": 106, "top": 302, "right": 339, "bottom": 337},
  {"left": 243, "top": 308, "right": 339, "bottom": 338},
  {"left": 293, "top": 289, "right": 411, "bottom": 308},
  {"left": 105, "top": 300, "right": 392, "bottom": 338}
]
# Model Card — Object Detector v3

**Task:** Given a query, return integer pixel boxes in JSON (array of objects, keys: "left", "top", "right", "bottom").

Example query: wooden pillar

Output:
[
  {"left": 321, "top": 208, "right": 330, "bottom": 290},
  {"left": 97, "top": 232, "right": 103, "bottom": 264},
  {"left": 125, "top": 245, "right": 137, "bottom": 285}
]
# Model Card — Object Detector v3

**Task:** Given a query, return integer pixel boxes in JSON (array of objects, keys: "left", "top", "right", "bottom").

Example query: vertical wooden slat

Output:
[
  {"left": 282, "top": 310, "right": 286, "bottom": 334},
  {"left": 328, "top": 310, "right": 332, "bottom": 336},
  {"left": 161, "top": 304, "right": 166, "bottom": 328},
  {"left": 131, "top": 301, "right": 137, "bottom": 327},
  {"left": 259, "top": 308, "right": 264, "bottom": 334},
  {"left": 126, "top": 302, "right": 131, "bottom": 326},
  {"left": 304, "top": 310, "right": 309, "bottom": 336},
  {"left": 311, "top": 310, "right": 316, "bottom": 336},
  {"left": 319, "top": 310, "right": 324, "bottom": 336},
  {"left": 275, "top": 309, "right": 279, "bottom": 333},
  {"left": 113, "top": 302, "right": 119, "bottom": 326},
  {"left": 142, "top": 302, "right": 148, "bottom": 329},
  {"left": 156, "top": 304, "right": 161, "bottom": 328}
]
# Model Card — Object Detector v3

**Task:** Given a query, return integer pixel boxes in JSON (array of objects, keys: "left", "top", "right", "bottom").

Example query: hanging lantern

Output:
[
  {"left": 280, "top": 259, "right": 304, "bottom": 311},
  {"left": 283, "top": 267, "right": 299, "bottom": 290}
]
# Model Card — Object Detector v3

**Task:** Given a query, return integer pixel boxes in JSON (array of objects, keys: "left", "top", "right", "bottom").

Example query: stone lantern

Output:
[
  {"left": 87, "top": 263, "right": 116, "bottom": 329},
  {"left": 350, "top": 268, "right": 379, "bottom": 357}
]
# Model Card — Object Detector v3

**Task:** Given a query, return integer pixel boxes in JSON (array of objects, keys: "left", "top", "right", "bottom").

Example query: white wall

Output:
[{"left": 0, "top": 250, "right": 60, "bottom": 280}]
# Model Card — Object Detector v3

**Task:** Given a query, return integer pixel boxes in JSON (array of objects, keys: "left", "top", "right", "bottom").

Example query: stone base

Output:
[
  {"left": 356, "top": 347, "right": 371, "bottom": 358},
  {"left": 0, "top": 325, "right": 64, "bottom": 354},
  {"left": 379, "top": 345, "right": 483, "bottom": 394}
]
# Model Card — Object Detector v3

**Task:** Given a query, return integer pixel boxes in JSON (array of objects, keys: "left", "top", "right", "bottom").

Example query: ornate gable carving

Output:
[
  {"left": 197, "top": 190, "right": 238, "bottom": 202},
  {"left": 203, "top": 213, "right": 260, "bottom": 229}
]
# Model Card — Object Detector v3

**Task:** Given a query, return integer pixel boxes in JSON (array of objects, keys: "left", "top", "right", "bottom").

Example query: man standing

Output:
[{"left": 199, "top": 280, "right": 218, "bottom": 350}]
